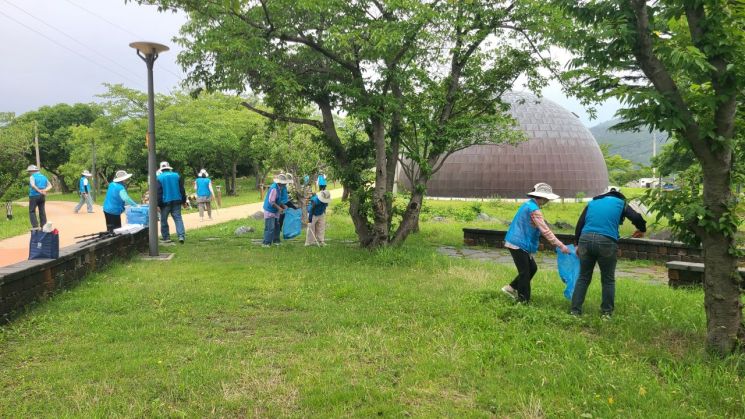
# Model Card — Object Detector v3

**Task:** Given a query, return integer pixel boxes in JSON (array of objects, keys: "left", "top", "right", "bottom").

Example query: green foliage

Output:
[
  {"left": 0, "top": 215, "right": 743, "bottom": 415},
  {"left": 0, "top": 116, "right": 32, "bottom": 200},
  {"left": 599, "top": 144, "right": 653, "bottom": 186}
]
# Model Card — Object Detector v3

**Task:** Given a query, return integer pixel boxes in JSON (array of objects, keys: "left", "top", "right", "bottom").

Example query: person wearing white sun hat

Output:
[
  {"left": 74, "top": 169, "right": 94, "bottom": 214},
  {"left": 26, "top": 164, "right": 53, "bottom": 230},
  {"left": 501, "top": 183, "right": 570, "bottom": 303},
  {"left": 194, "top": 169, "right": 215, "bottom": 221},
  {"left": 102, "top": 170, "right": 138, "bottom": 232},
  {"left": 262, "top": 173, "right": 289, "bottom": 247},
  {"left": 157, "top": 161, "right": 187, "bottom": 244},
  {"left": 305, "top": 189, "right": 332, "bottom": 246}
]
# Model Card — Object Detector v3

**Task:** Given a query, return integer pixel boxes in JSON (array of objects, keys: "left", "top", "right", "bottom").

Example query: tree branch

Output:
[{"left": 240, "top": 102, "right": 323, "bottom": 130}]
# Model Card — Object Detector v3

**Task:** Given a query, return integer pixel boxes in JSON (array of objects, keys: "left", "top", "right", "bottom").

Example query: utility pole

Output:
[
  {"left": 34, "top": 121, "right": 40, "bottom": 167},
  {"left": 91, "top": 138, "right": 97, "bottom": 201}
]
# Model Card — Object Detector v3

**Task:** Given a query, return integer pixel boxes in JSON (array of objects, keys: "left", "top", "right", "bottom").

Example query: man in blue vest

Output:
[
  {"left": 262, "top": 173, "right": 289, "bottom": 247},
  {"left": 570, "top": 187, "right": 647, "bottom": 317},
  {"left": 102, "top": 170, "right": 138, "bottom": 232},
  {"left": 157, "top": 161, "right": 187, "bottom": 244},
  {"left": 27, "top": 165, "right": 53, "bottom": 230},
  {"left": 278, "top": 173, "right": 298, "bottom": 237},
  {"left": 74, "top": 170, "right": 94, "bottom": 214}
]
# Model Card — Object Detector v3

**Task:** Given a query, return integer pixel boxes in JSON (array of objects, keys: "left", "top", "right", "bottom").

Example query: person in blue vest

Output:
[
  {"left": 27, "top": 165, "right": 53, "bottom": 230},
  {"left": 194, "top": 169, "right": 215, "bottom": 221},
  {"left": 157, "top": 161, "right": 187, "bottom": 244},
  {"left": 262, "top": 173, "right": 289, "bottom": 247},
  {"left": 317, "top": 174, "right": 327, "bottom": 191},
  {"left": 102, "top": 170, "right": 138, "bottom": 232},
  {"left": 278, "top": 173, "right": 298, "bottom": 236},
  {"left": 501, "top": 183, "right": 570, "bottom": 303},
  {"left": 305, "top": 189, "right": 332, "bottom": 246},
  {"left": 570, "top": 186, "right": 646, "bottom": 317},
  {"left": 73, "top": 170, "right": 94, "bottom": 214}
]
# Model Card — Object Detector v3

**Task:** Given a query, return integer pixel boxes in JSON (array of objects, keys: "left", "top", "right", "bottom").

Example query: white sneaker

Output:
[{"left": 501, "top": 285, "right": 517, "bottom": 300}]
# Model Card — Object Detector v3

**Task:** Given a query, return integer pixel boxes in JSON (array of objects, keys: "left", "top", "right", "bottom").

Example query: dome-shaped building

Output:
[{"left": 398, "top": 91, "right": 609, "bottom": 198}]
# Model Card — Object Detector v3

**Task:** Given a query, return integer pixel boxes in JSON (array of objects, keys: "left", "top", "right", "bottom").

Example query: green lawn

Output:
[
  {"left": 0, "top": 206, "right": 743, "bottom": 416},
  {"left": 0, "top": 204, "right": 30, "bottom": 239}
]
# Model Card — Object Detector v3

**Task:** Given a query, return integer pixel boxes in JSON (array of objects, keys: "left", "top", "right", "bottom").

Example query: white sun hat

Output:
[
  {"left": 159, "top": 161, "right": 173, "bottom": 171},
  {"left": 113, "top": 170, "right": 133, "bottom": 183},
  {"left": 526, "top": 182, "right": 559, "bottom": 200},
  {"left": 82, "top": 170, "right": 92, "bottom": 176},
  {"left": 273, "top": 173, "right": 289, "bottom": 184},
  {"left": 198, "top": 169, "right": 209, "bottom": 177},
  {"left": 317, "top": 189, "right": 332, "bottom": 204},
  {"left": 26, "top": 164, "right": 39, "bottom": 172}
]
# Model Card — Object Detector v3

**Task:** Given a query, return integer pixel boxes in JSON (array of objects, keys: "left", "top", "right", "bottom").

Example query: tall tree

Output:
[
  {"left": 16, "top": 104, "right": 101, "bottom": 192},
  {"left": 136, "top": 0, "right": 550, "bottom": 247},
  {"left": 549, "top": 0, "right": 744, "bottom": 355},
  {"left": 0, "top": 114, "right": 32, "bottom": 200}
]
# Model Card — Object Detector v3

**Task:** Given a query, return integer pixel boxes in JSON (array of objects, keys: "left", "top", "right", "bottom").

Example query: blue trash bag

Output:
[
  {"left": 556, "top": 244, "right": 579, "bottom": 300},
  {"left": 283, "top": 208, "right": 302, "bottom": 239},
  {"left": 126, "top": 205, "right": 149, "bottom": 226}
]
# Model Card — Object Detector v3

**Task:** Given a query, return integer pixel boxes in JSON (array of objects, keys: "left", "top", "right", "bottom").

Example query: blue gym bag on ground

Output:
[
  {"left": 126, "top": 205, "right": 149, "bottom": 225},
  {"left": 556, "top": 244, "right": 579, "bottom": 300},
  {"left": 29, "top": 230, "right": 59, "bottom": 260},
  {"left": 282, "top": 208, "right": 302, "bottom": 239}
]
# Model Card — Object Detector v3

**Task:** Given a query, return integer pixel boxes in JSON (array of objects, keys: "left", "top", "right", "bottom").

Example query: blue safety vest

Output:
[
  {"left": 308, "top": 195, "right": 328, "bottom": 216},
  {"left": 279, "top": 184, "right": 289, "bottom": 205},
  {"left": 158, "top": 171, "right": 182, "bottom": 203},
  {"left": 196, "top": 177, "right": 211, "bottom": 197},
  {"left": 263, "top": 183, "right": 281, "bottom": 213},
  {"left": 318, "top": 175, "right": 327, "bottom": 187},
  {"left": 79, "top": 176, "right": 89, "bottom": 193},
  {"left": 504, "top": 199, "right": 541, "bottom": 253},
  {"left": 29, "top": 173, "right": 49, "bottom": 197},
  {"left": 581, "top": 196, "right": 626, "bottom": 241},
  {"left": 103, "top": 182, "right": 126, "bottom": 215}
]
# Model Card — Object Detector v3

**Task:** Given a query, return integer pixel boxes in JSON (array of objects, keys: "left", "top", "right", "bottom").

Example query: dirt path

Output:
[{"left": 0, "top": 189, "right": 342, "bottom": 267}]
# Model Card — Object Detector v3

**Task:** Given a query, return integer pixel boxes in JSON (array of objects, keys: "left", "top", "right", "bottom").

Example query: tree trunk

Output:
[
  {"left": 49, "top": 170, "right": 70, "bottom": 193},
  {"left": 342, "top": 186, "right": 350, "bottom": 201},
  {"left": 370, "top": 117, "right": 389, "bottom": 247},
  {"left": 390, "top": 185, "right": 424, "bottom": 246},
  {"left": 700, "top": 162, "right": 744, "bottom": 355},
  {"left": 230, "top": 161, "right": 238, "bottom": 196},
  {"left": 348, "top": 191, "right": 373, "bottom": 247}
]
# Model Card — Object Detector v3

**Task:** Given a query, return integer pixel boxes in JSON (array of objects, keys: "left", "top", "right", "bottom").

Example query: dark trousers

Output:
[
  {"left": 104, "top": 211, "right": 122, "bottom": 232},
  {"left": 509, "top": 247, "right": 538, "bottom": 302},
  {"left": 571, "top": 233, "right": 618, "bottom": 314},
  {"left": 29, "top": 195, "right": 47, "bottom": 228}
]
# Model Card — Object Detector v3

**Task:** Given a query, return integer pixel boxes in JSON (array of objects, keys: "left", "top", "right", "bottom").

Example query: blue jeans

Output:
[
  {"left": 160, "top": 202, "right": 185, "bottom": 240},
  {"left": 571, "top": 233, "right": 618, "bottom": 314},
  {"left": 263, "top": 217, "right": 280, "bottom": 245}
]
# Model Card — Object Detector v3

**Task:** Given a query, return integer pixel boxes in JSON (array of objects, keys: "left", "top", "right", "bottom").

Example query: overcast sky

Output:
[{"left": 0, "top": 0, "right": 620, "bottom": 127}]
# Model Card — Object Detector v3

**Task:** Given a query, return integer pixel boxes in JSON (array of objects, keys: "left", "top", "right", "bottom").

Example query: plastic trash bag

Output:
[
  {"left": 126, "top": 205, "right": 149, "bottom": 225},
  {"left": 282, "top": 208, "right": 302, "bottom": 239},
  {"left": 556, "top": 244, "right": 579, "bottom": 300}
]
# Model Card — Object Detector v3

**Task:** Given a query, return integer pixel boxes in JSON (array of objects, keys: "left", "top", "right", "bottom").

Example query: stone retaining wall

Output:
[
  {"left": 463, "top": 228, "right": 703, "bottom": 263},
  {"left": 0, "top": 229, "right": 148, "bottom": 323}
]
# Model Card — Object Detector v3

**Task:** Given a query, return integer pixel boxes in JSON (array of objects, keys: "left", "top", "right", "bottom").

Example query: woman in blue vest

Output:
[
  {"left": 27, "top": 165, "right": 53, "bottom": 230},
  {"left": 570, "top": 187, "right": 646, "bottom": 317},
  {"left": 102, "top": 170, "right": 138, "bottom": 232},
  {"left": 305, "top": 189, "right": 332, "bottom": 246},
  {"left": 262, "top": 173, "right": 289, "bottom": 247},
  {"left": 502, "top": 183, "right": 570, "bottom": 303},
  {"left": 74, "top": 169, "right": 94, "bottom": 214},
  {"left": 194, "top": 169, "right": 215, "bottom": 221}
]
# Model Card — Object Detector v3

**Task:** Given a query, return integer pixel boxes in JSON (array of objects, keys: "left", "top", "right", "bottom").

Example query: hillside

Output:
[{"left": 589, "top": 119, "right": 669, "bottom": 165}]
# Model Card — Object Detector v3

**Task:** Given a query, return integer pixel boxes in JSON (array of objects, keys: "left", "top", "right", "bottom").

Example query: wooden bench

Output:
[{"left": 666, "top": 261, "right": 745, "bottom": 289}]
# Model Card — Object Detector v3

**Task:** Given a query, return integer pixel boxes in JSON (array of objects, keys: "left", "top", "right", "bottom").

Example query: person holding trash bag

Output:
[
  {"left": 74, "top": 170, "right": 94, "bottom": 214},
  {"left": 570, "top": 186, "right": 646, "bottom": 318},
  {"left": 194, "top": 169, "right": 215, "bottom": 221},
  {"left": 305, "top": 189, "right": 332, "bottom": 246},
  {"left": 262, "top": 173, "right": 289, "bottom": 247},
  {"left": 501, "top": 183, "right": 570, "bottom": 303},
  {"left": 102, "top": 170, "right": 138, "bottom": 232}
]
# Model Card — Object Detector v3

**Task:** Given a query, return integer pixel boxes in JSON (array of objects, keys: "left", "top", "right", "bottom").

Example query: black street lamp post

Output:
[{"left": 129, "top": 41, "right": 169, "bottom": 257}]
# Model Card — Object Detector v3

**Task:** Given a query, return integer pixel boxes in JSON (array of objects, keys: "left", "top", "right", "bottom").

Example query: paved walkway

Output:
[{"left": 0, "top": 189, "right": 342, "bottom": 267}]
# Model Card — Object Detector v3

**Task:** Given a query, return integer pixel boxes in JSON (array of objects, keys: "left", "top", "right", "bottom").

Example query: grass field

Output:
[
  {"left": 0, "top": 204, "right": 743, "bottom": 416},
  {"left": 0, "top": 204, "right": 30, "bottom": 240}
]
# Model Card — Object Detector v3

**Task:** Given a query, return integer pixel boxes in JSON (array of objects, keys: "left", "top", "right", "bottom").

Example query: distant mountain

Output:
[{"left": 589, "top": 119, "right": 669, "bottom": 166}]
